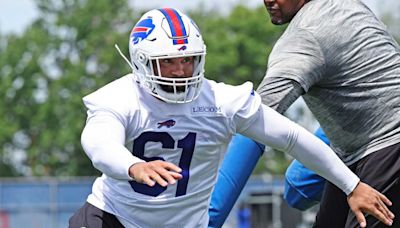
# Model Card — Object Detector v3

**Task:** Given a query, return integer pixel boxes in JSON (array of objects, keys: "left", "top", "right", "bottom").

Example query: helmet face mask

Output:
[{"left": 129, "top": 8, "right": 206, "bottom": 103}]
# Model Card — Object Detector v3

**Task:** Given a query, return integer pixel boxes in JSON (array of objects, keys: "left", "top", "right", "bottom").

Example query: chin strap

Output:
[{"left": 114, "top": 44, "right": 135, "bottom": 71}]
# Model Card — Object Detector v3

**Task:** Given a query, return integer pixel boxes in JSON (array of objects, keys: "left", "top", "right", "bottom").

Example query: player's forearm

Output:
[
  {"left": 287, "top": 126, "right": 359, "bottom": 195},
  {"left": 241, "top": 105, "right": 359, "bottom": 195},
  {"left": 81, "top": 115, "right": 144, "bottom": 180}
]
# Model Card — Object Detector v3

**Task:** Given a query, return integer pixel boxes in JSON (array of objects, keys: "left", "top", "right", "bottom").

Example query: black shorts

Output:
[
  {"left": 313, "top": 142, "right": 400, "bottom": 228},
  {"left": 69, "top": 202, "right": 124, "bottom": 228}
]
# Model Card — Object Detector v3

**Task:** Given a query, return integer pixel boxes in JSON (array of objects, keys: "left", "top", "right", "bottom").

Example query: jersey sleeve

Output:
[
  {"left": 256, "top": 78, "right": 304, "bottom": 114},
  {"left": 81, "top": 76, "right": 144, "bottom": 180},
  {"left": 213, "top": 81, "right": 262, "bottom": 133},
  {"left": 267, "top": 28, "right": 325, "bottom": 91},
  {"left": 256, "top": 28, "right": 325, "bottom": 113},
  {"left": 83, "top": 77, "right": 134, "bottom": 127}
]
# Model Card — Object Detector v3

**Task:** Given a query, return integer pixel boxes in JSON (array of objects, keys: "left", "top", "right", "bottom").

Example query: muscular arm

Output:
[
  {"left": 256, "top": 77, "right": 305, "bottom": 114},
  {"left": 256, "top": 27, "right": 326, "bottom": 114}
]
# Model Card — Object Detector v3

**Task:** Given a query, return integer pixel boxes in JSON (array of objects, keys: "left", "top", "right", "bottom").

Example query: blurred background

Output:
[{"left": 0, "top": 0, "right": 399, "bottom": 227}]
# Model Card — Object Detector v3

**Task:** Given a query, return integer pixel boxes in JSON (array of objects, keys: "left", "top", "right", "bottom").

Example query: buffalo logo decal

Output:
[
  {"left": 157, "top": 119, "right": 176, "bottom": 128},
  {"left": 130, "top": 18, "right": 155, "bottom": 45}
]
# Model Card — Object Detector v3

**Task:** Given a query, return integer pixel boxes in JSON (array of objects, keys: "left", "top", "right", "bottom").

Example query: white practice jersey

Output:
[
  {"left": 82, "top": 74, "right": 261, "bottom": 227},
  {"left": 81, "top": 74, "right": 360, "bottom": 227}
]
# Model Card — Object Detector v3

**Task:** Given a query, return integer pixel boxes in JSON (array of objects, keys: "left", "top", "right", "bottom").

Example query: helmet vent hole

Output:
[{"left": 138, "top": 53, "right": 146, "bottom": 63}]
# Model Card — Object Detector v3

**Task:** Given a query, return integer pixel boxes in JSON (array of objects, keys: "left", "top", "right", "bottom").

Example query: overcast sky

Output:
[{"left": 0, "top": 0, "right": 393, "bottom": 34}]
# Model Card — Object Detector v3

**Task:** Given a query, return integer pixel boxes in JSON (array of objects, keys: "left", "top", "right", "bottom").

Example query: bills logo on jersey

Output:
[
  {"left": 157, "top": 119, "right": 176, "bottom": 128},
  {"left": 131, "top": 18, "right": 155, "bottom": 45}
]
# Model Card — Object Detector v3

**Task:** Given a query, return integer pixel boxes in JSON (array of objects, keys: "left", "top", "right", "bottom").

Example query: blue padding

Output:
[
  {"left": 314, "top": 127, "right": 330, "bottom": 145},
  {"left": 283, "top": 127, "right": 329, "bottom": 210},
  {"left": 208, "top": 135, "right": 264, "bottom": 228},
  {"left": 284, "top": 160, "right": 325, "bottom": 210}
]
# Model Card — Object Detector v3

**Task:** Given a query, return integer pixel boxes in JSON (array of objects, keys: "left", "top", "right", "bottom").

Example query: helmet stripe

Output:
[{"left": 158, "top": 8, "right": 188, "bottom": 45}]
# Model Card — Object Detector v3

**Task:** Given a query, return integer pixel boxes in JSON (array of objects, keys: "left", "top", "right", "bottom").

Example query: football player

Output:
[{"left": 69, "top": 8, "right": 393, "bottom": 228}]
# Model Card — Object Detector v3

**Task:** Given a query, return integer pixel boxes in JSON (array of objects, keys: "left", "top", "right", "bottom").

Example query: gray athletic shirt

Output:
[{"left": 257, "top": 0, "right": 400, "bottom": 164}]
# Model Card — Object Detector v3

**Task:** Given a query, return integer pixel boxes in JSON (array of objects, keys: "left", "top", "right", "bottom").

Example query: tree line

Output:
[{"left": 0, "top": 0, "right": 397, "bottom": 177}]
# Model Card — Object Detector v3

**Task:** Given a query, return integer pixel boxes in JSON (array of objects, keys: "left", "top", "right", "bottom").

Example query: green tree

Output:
[
  {"left": 0, "top": 0, "right": 136, "bottom": 177},
  {"left": 191, "top": 5, "right": 285, "bottom": 87},
  {"left": 0, "top": 3, "right": 287, "bottom": 177}
]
